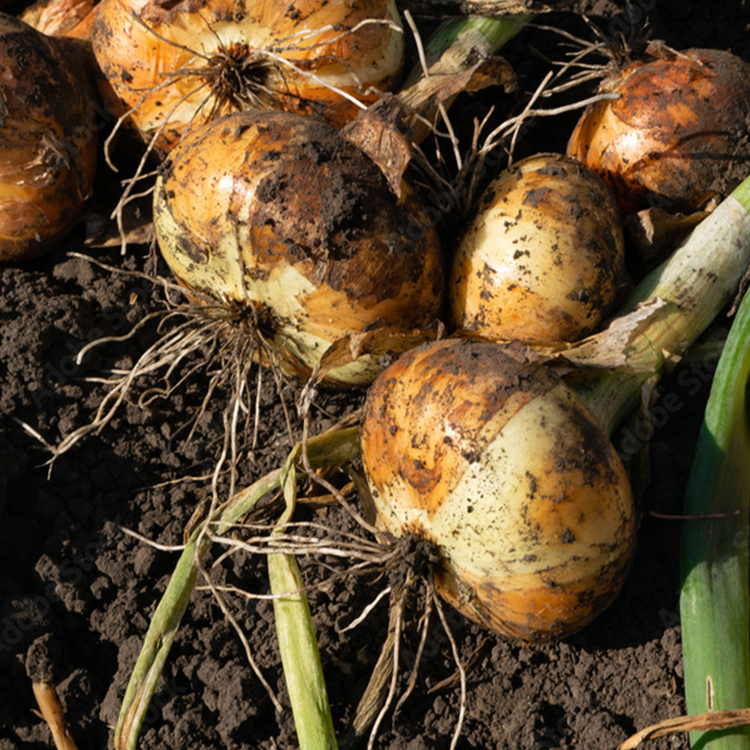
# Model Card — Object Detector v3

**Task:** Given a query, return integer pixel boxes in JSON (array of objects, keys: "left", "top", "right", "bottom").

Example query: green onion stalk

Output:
[
  {"left": 114, "top": 428, "right": 360, "bottom": 750},
  {"left": 424, "top": 13, "right": 533, "bottom": 54},
  {"left": 571, "top": 178, "right": 750, "bottom": 437},
  {"left": 679, "top": 252, "right": 750, "bottom": 746}
]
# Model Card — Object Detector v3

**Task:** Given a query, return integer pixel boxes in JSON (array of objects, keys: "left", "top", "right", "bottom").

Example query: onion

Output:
[
  {"left": 567, "top": 48, "right": 750, "bottom": 215},
  {"left": 0, "top": 13, "right": 98, "bottom": 263},
  {"left": 449, "top": 153, "right": 629, "bottom": 343},
  {"left": 152, "top": 109, "right": 444, "bottom": 387},
  {"left": 21, "top": 0, "right": 98, "bottom": 39},
  {"left": 92, "top": 0, "right": 404, "bottom": 155},
  {"left": 360, "top": 336, "right": 636, "bottom": 642}
]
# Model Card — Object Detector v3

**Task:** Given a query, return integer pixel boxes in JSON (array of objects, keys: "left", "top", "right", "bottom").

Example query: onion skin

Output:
[
  {"left": 0, "top": 14, "right": 98, "bottom": 263},
  {"left": 92, "top": 0, "right": 404, "bottom": 154},
  {"left": 449, "top": 153, "right": 628, "bottom": 343},
  {"left": 153, "top": 110, "right": 444, "bottom": 387},
  {"left": 361, "top": 337, "right": 636, "bottom": 642},
  {"left": 21, "top": 0, "right": 98, "bottom": 39},
  {"left": 567, "top": 48, "right": 750, "bottom": 215}
]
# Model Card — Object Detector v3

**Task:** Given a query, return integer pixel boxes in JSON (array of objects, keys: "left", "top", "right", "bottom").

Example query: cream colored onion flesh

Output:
[
  {"left": 450, "top": 153, "right": 628, "bottom": 344},
  {"left": 360, "top": 337, "right": 636, "bottom": 642},
  {"left": 153, "top": 110, "right": 444, "bottom": 386}
]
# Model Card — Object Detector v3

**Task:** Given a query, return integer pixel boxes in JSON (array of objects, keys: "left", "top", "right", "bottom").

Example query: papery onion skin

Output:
[
  {"left": 153, "top": 110, "right": 444, "bottom": 387},
  {"left": 21, "top": 0, "right": 98, "bottom": 39},
  {"left": 0, "top": 14, "right": 98, "bottom": 263},
  {"left": 361, "top": 337, "right": 636, "bottom": 642},
  {"left": 449, "top": 153, "right": 628, "bottom": 344},
  {"left": 92, "top": 0, "right": 404, "bottom": 154},
  {"left": 567, "top": 48, "right": 750, "bottom": 215}
]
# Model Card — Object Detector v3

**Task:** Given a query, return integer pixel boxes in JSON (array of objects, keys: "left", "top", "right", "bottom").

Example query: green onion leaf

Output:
[{"left": 680, "top": 270, "right": 750, "bottom": 748}]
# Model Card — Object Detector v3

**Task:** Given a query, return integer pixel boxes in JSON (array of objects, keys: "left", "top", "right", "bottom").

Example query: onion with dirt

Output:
[
  {"left": 92, "top": 0, "right": 405, "bottom": 156},
  {"left": 449, "top": 153, "right": 629, "bottom": 343},
  {"left": 20, "top": 0, "right": 98, "bottom": 39},
  {"left": 360, "top": 336, "right": 637, "bottom": 643},
  {"left": 0, "top": 13, "right": 99, "bottom": 263},
  {"left": 567, "top": 47, "right": 750, "bottom": 215},
  {"left": 152, "top": 109, "right": 445, "bottom": 387}
]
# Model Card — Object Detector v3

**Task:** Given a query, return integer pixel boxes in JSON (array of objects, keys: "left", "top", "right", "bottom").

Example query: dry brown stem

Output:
[
  {"left": 620, "top": 707, "right": 750, "bottom": 749},
  {"left": 26, "top": 639, "right": 80, "bottom": 750},
  {"left": 31, "top": 682, "right": 80, "bottom": 750}
]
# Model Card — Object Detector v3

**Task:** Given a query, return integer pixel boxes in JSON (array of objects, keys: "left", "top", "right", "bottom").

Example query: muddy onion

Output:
[
  {"left": 449, "top": 153, "right": 629, "bottom": 343},
  {"left": 567, "top": 48, "right": 750, "bottom": 215},
  {"left": 92, "top": 0, "right": 404, "bottom": 154},
  {"left": 0, "top": 14, "right": 98, "bottom": 263},
  {"left": 152, "top": 110, "right": 444, "bottom": 386},
  {"left": 360, "top": 337, "right": 636, "bottom": 641}
]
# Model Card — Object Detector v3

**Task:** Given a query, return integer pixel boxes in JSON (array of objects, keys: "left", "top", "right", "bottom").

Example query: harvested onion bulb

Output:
[
  {"left": 20, "top": 0, "right": 98, "bottom": 39},
  {"left": 360, "top": 337, "right": 636, "bottom": 642},
  {"left": 92, "top": 0, "right": 404, "bottom": 155},
  {"left": 0, "top": 13, "right": 98, "bottom": 263},
  {"left": 153, "top": 110, "right": 444, "bottom": 387},
  {"left": 449, "top": 153, "right": 628, "bottom": 343},
  {"left": 567, "top": 48, "right": 750, "bottom": 215}
]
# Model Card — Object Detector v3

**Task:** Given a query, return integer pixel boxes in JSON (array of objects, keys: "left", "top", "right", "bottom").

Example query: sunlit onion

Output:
[
  {"left": 0, "top": 13, "right": 98, "bottom": 263},
  {"left": 21, "top": 0, "right": 98, "bottom": 39},
  {"left": 449, "top": 153, "right": 629, "bottom": 343},
  {"left": 152, "top": 109, "right": 444, "bottom": 386},
  {"left": 360, "top": 337, "right": 636, "bottom": 642},
  {"left": 92, "top": 0, "right": 404, "bottom": 155},
  {"left": 567, "top": 47, "right": 750, "bottom": 215}
]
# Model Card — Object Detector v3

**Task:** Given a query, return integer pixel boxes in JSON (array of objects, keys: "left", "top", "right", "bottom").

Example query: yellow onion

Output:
[
  {"left": 152, "top": 109, "right": 444, "bottom": 387},
  {"left": 92, "top": 0, "right": 404, "bottom": 155},
  {"left": 360, "top": 337, "right": 636, "bottom": 642},
  {"left": 0, "top": 13, "right": 98, "bottom": 263},
  {"left": 21, "top": 0, "right": 98, "bottom": 39},
  {"left": 449, "top": 153, "right": 629, "bottom": 344},
  {"left": 567, "top": 48, "right": 750, "bottom": 215}
]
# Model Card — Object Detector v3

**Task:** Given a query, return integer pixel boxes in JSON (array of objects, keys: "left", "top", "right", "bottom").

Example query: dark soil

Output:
[{"left": 1, "top": 2, "right": 749, "bottom": 749}]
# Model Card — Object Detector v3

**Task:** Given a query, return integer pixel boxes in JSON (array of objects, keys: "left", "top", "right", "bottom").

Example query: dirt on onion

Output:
[
  {"left": 567, "top": 46, "right": 750, "bottom": 215},
  {"left": 153, "top": 109, "right": 445, "bottom": 387},
  {"left": 0, "top": 13, "right": 99, "bottom": 263}
]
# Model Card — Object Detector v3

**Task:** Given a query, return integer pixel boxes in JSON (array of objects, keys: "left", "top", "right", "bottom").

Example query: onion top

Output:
[
  {"left": 92, "top": 0, "right": 405, "bottom": 154},
  {"left": 153, "top": 110, "right": 445, "bottom": 386},
  {"left": 361, "top": 337, "right": 637, "bottom": 642}
]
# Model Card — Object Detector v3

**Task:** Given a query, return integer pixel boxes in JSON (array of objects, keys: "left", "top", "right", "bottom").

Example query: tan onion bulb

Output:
[
  {"left": 361, "top": 337, "right": 636, "bottom": 642},
  {"left": 153, "top": 110, "right": 445, "bottom": 387},
  {"left": 0, "top": 13, "right": 98, "bottom": 263},
  {"left": 567, "top": 48, "right": 750, "bottom": 215},
  {"left": 20, "top": 0, "right": 98, "bottom": 39},
  {"left": 449, "top": 153, "right": 629, "bottom": 343},
  {"left": 92, "top": 0, "right": 404, "bottom": 155}
]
